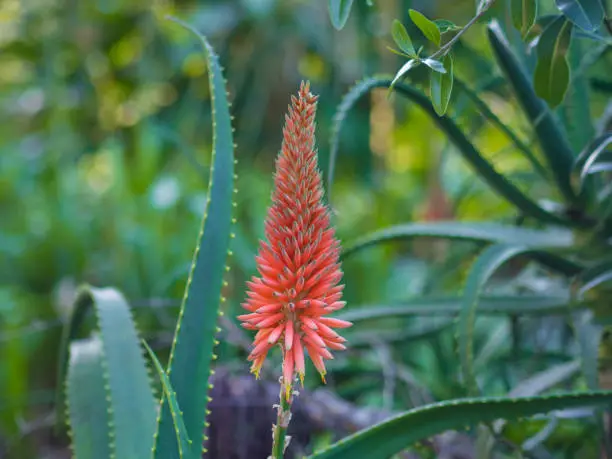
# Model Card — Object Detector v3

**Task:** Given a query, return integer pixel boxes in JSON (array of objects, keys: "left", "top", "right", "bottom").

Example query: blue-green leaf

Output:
[
  {"left": 572, "top": 133, "right": 612, "bottom": 191},
  {"left": 487, "top": 21, "right": 580, "bottom": 206},
  {"left": 143, "top": 341, "right": 192, "bottom": 458},
  {"left": 511, "top": 0, "right": 538, "bottom": 38},
  {"left": 153, "top": 17, "right": 234, "bottom": 459},
  {"left": 59, "top": 286, "right": 157, "bottom": 459},
  {"left": 337, "top": 295, "right": 583, "bottom": 322},
  {"left": 458, "top": 244, "right": 533, "bottom": 395},
  {"left": 329, "top": 0, "right": 355, "bottom": 30},
  {"left": 430, "top": 54, "right": 453, "bottom": 115},
  {"left": 66, "top": 337, "right": 112, "bottom": 459},
  {"left": 422, "top": 57, "right": 446, "bottom": 73},
  {"left": 308, "top": 391, "right": 612, "bottom": 459},
  {"left": 342, "top": 221, "right": 573, "bottom": 259},
  {"left": 391, "top": 19, "right": 416, "bottom": 57},
  {"left": 534, "top": 16, "right": 573, "bottom": 108},
  {"left": 556, "top": 0, "right": 604, "bottom": 32},
  {"left": 409, "top": 9, "right": 441, "bottom": 46}
]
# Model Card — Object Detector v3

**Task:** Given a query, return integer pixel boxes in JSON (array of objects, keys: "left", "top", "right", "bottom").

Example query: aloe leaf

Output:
[
  {"left": 337, "top": 295, "right": 585, "bottom": 322},
  {"left": 153, "top": 18, "right": 234, "bottom": 459},
  {"left": 409, "top": 9, "right": 441, "bottom": 46},
  {"left": 511, "top": 0, "right": 538, "bottom": 38},
  {"left": 572, "top": 133, "right": 612, "bottom": 191},
  {"left": 308, "top": 391, "right": 612, "bottom": 459},
  {"left": 58, "top": 286, "right": 157, "bottom": 459},
  {"left": 66, "top": 337, "right": 112, "bottom": 459},
  {"left": 487, "top": 21, "right": 579, "bottom": 206},
  {"left": 555, "top": 0, "right": 604, "bottom": 32},
  {"left": 328, "top": 0, "right": 354, "bottom": 30},
  {"left": 534, "top": 16, "right": 573, "bottom": 108},
  {"left": 143, "top": 341, "right": 192, "bottom": 457},
  {"left": 342, "top": 222, "right": 574, "bottom": 259},
  {"left": 328, "top": 77, "right": 580, "bottom": 227},
  {"left": 454, "top": 77, "right": 547, "bottom": 178},
  {"left": 458, "top": 244, "right": 536, "bottom": 395}
]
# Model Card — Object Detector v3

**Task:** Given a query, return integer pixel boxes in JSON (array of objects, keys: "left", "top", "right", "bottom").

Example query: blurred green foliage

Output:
[{"left": 2, "top": 0, "right": 612, "bottom": 457}]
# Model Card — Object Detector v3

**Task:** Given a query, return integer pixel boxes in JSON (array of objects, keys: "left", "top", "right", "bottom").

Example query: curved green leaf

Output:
[
  {"left": 487, "top": 21, "right": 579, "bottom": 206},
  {"left": 572, "top": 133, "right": 612, "bottom": 190},
  {"left": 422, "top": 57, "right": 446, "bottom": 73},
  {"left": 143, "top": 341, "right": 192, "bottom": 458},
  {"left": 512, "top": 0, "right": 538, "bottom": 38},
  {"left": 458, "top": 244, "right": 535, "bottom": 395},
  {"left": 329, "top": 0, "right": 354, "bottom": 30},
  {"left": 409, "top": 9, "right": 441, "bottom": 46},
  {"left": 66, "top": 337, "right": 112, "bottom": 459},
  {"left": 534, "top": 16, "right": 573, "bottom": 108},
  {"left": 337, "top": 295, "right": 584, "bottom": 322},
  {"left": 430, "top": 54, "right": 453, "bottom": 115},
  {"left": 342, "top": 222, "right": 574, "bottom": 258},
  {"left": 58, "top": 286, "right": 157, "bottom": 459},
  {"left": 391, "top": 19, "right": 415, "bottom": 57},
  {"left": 308, "top": 391, "right": 612, "bottom": 459},
  {"left": 454, "top": 77, "right": 547, "bottom": 178},
  {"left": 556, "top": 0, "right": 604, "bottom": 32},
  {"left": 328, "top": 77, "right": 581, "bottom": 227},
  {"left": 153, "top": 18, "right": 234, "bottom": 459}
]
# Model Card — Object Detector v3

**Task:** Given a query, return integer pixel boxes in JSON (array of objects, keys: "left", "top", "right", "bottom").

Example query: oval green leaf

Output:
[
  {"left": 430, "top": 54, "right": 453, "bottom": 116},
  {"left": 308, "top": 391, "right": 612, "bottom": 459},
  {"left": 329, "top": 0, "right": 355, "bottom": 30},
  {"left": 409, "top": 9, "right": 441, "bottom": 46},
  {"left": 556, "top": 0, "right": 604, "bottom": 32},
  {"left": 511, "top": 0, "right": 538, "bottom": 38},
  {"left": 391, "top": 19, "right": 416, "bottom": 57},
  {"left": 534, "top": 16, "right": 573, "bottom": 108}
]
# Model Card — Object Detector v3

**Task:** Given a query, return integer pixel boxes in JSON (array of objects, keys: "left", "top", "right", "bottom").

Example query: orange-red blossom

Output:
[{"left": 238, "top": 81, "right": 351, "bottom": 398}]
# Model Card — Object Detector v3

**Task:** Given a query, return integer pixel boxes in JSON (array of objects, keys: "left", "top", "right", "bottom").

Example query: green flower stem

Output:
[{"left": 271, "top": 379, "right": 293, "bottom": 459}]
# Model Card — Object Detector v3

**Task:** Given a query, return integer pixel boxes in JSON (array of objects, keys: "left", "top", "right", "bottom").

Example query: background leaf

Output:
[
  {"left": 430, "top": 54, "right": 454, "bottom": 116},
  {"left": 511, "top": 0, "right": 538, "bottom": 38},
  {"left": 308, "top": 391, "right": 612, "bottom": 459},
  {"left": 328, "top": 0, "right": 355, "bottom": 30},
  {"left": 555, "top": 0, "right": 604, "bottom": 32},
  {"left": 409, "top": 9, "right": 441, "bottom": 46},
  {"left": 534, "top": 16, "right": 573, "bottom": 108}
]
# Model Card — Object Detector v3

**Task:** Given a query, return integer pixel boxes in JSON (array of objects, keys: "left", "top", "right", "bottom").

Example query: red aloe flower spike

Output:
[{"left": 239, "top": 81, "right": 351, "bottom": 399}]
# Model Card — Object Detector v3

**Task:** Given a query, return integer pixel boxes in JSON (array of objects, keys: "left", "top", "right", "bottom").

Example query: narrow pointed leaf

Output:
[
  {"left": 143, "top": 341, "right": 192, "bottom": 458},
  {"left": 512, "top": 0, "right": 538, "bottom": 38},
  {"left": 391, "top": 19, "right": 416, "bottom": 57},
  {"left": 66, "top": 337, "right": 112, "bottom": 459},
  {"left": 337, "top": 295, "right": 584, "bottom": 322},
  {"left": 458, "top": 244, "right": 535, "bottom": 395},
  {"left": 572, "top": 133, "right": 612, "bottom": 190},
  {"left": 329, "top": 0, "right": 354, "bottom": 30},
  {"left": 328, "top": 77, "right": 580, "bottom": 226},
  {"left": 487, "top": 21, "right": 579, "bottom": 206},
  {"left": 430, "top": 54, "right": 454, "bottom": 115},
  {"left": 342, "top": 222, "right": 573, "bottom": 258},
  {"left": 409, "top": 9, "right": 441, "bottom": 46},
  {"left": 308, "top": 391, "right": 612, "bottom": 459},
  {"left": 556, "top": 0, "right": 604, "bottom": 32},
  {"left": 534, "top": 16, "right": 573, "bottom": 108},
  {"left": 58, "top": 287, "right": 157, "bottom": 459},
  {"left": 153, "top": 18, "right": 234, "bottom": 459},
  {"left": 391, "top": 59, "right": 418, "bottom": 87}
]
